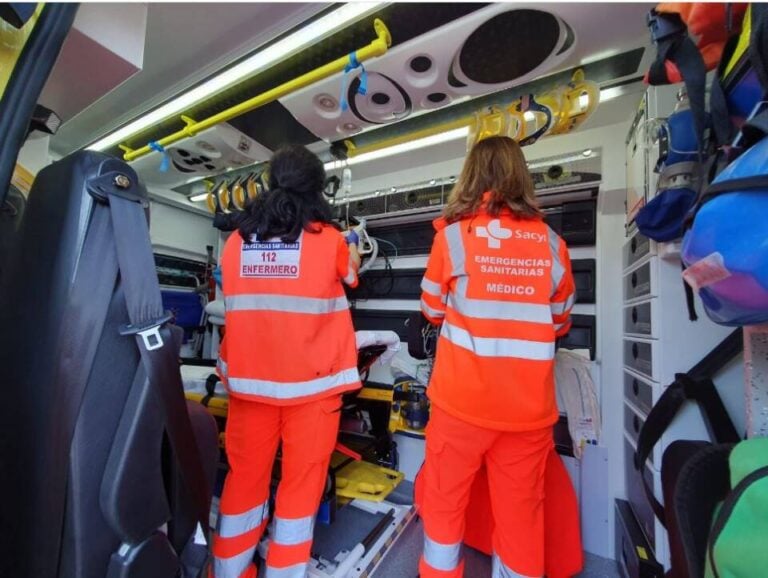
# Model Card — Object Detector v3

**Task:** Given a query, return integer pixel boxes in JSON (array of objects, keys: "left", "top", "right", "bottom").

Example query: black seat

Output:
[{"left": 0, "top": 151, "right": 218, "bottom": 578}]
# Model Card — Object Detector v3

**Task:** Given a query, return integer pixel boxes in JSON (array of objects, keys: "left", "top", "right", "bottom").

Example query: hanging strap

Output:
[
  {"left": 201, "top": 374, "right": 219, "bottom": 407},
  {"left": 682, "top": 261, "right": 698, "bottom": 322},
  {"left": 340, "top": 52, "right": 368, "bottom": 112},
  {"left": 749, "top": 4, "right": 768, "bottom": 96},
  {"left": 148, "top": 141, "right": 170, "bottom": 173},
  {"left": 634, "top": 329, "right": 743, "bottom": 527},
  {"left": 646, "top": 9, "right": 709, "bottom": 156},
  {"left": 99, "top": 180, "right": 212, "bottom": 540}
]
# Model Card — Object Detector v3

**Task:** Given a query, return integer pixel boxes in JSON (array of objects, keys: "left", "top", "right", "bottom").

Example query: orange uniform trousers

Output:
[
  {"left": 419, "top": 407, "right": 552, "bottom": 578},
  {"left": 211, "top": 395, "right": 341, "bottom": 578}
]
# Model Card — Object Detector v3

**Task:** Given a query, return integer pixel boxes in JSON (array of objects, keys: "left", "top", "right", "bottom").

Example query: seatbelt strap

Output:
[
  {"left": 106, "top": 190, "right": 212, "bottom": 539},
  {"left": 47, "top": 202, "right": 120, "bottom": 574},
  {"left": 634, "top": 329, "right": 742, "bottom": 527}
]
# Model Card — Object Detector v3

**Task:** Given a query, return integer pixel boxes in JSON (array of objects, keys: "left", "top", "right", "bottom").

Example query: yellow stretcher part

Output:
[
  {"left": 333, "top": 459, "right": 404, "bottom": 503},
  {"left": 185, "top": 392, "right": 229, "bottom": 418}
]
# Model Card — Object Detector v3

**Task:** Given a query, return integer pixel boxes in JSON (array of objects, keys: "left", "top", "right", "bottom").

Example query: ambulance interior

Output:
[{"left": 2, "top": 3, "right": 766, "bottom": 578}]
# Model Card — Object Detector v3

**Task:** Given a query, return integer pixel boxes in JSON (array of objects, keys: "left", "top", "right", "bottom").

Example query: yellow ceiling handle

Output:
[
  {"left": 216, "top": 180, "right": 231, "bottom": 214},
  {"left": 205, "top": 191, "right": 219, "bottom": 215},
  {"left": 123, "top": 18, "right": 392, "bottom": 163},
  {"left": 231, "top": 177, "right": 247, "bottom": 210}
]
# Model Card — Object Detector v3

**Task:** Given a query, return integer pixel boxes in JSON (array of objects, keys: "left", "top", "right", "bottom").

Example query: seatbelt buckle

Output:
[
  {"left": 646, "top": 9, "right": 686, "bottom": 43},
  {"left": 120, "top": 312, "right": 173, "bottom": 351}
]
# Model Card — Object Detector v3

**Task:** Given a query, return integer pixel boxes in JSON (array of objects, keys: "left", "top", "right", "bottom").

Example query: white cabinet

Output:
[{"left": 621, "top": 230, "right": 734, "bottom": 569}]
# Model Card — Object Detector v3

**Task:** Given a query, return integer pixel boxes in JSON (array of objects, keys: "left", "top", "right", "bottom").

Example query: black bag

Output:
[{"left": 634, "top": 330, "right": 742, "bottom": 578}]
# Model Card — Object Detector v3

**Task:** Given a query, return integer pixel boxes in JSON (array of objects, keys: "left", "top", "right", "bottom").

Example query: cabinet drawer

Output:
[
  {"left": 623, "top": 260, "right": 657, "bottom": 302},
  {"left": 624, "top": 301, "right": 657, "bottom": 338},
  {"left": 624, "top": 403, "right": 655, "bottom": 467},
  {"left": 624, "top": 371, "right": 655, "bottom": 417},
  {"left": 624, "top": 436, "right": 662, "bottom": 550},
  {"left": 624, "top": 339, "right": 657, "bottom": 380},
  {"left": 624, "top": 231, "right": 656, "bottom": 271}
]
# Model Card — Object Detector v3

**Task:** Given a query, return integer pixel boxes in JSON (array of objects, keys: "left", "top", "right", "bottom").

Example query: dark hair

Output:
[{"left": 238, "top": 145, "right": 334, "bottom": 243}]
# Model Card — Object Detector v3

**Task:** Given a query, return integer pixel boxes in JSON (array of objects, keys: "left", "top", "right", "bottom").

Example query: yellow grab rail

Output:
[
  {"left": 344, "top": 116, "right": 471, "bottom": 158},
  {"left": 122, "top": 18, "right": 392, "bottom": 162}
]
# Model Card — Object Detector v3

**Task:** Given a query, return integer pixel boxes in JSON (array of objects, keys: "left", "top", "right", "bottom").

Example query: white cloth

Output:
[
  {"left": 355, "top": 330, "right": 401, "bottom": 365},
  {"left": 554, "top": 349, "right": 601, "bottom": 458},
  {"left": 180, "top": 364, "right": 227, "bottom": 397}
]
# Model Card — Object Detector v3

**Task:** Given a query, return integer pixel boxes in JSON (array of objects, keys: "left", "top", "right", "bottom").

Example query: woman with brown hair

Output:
[{"left": 418, "top": 136, "right": 575, "bottom": 578}]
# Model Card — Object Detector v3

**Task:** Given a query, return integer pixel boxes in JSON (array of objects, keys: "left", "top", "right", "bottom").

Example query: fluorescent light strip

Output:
[
  {"left": 324, "top": 127, "right": 469, "bottom": 171},
  {"left": 87, "top": 2, "right": 385, "bottom": 152}
]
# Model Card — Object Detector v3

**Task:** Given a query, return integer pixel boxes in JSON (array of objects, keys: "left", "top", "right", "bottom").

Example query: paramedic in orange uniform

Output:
[
  {"left": 419, "top": 136, "right": 575, "bottom": 578},
  {"left": 212, "top": 145, "right": 361, "bottom": 578}
]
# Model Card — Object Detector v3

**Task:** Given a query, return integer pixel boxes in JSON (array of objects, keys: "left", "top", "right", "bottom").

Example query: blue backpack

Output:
[{"left": 681, "top": 135, "right": 768, "bottom": 326}]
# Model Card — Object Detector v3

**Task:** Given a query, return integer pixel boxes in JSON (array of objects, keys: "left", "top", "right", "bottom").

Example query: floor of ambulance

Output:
[
  {"left": 224, "top": 477, "right": 619, "bottom": 578},
  {"left": 372, "top": 516, "right": 621, "bottom": 578}
]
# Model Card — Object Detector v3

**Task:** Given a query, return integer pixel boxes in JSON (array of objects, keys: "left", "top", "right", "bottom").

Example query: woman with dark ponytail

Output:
[
  {"left": 212, "top": 145, "right": 361, "bottom": 578},
  {"left": 237, "top": 144, "right": 336, "bottom": 243}
]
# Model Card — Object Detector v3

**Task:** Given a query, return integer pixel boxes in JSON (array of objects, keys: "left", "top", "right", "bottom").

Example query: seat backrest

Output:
[{"left": 0, "top": 151, "right": 216, "bottom": 578}]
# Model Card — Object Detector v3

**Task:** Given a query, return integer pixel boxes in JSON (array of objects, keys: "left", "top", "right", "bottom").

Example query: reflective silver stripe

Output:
[
  {"left": 551, "top": 294, "right": 575, "bottom": 316},
  {"left": 225, "top": 294, "right": 349, "bottom": 314},
  {"left": 554, "top": 321, "right": 569, "bottom": 332},
  {"left": 448, "top": 293, "right": 552, "bottom": 324},
  {"left": 442, "top": 322, "right": 554, "bottom": 361},
  {"left": 421, "top": 277, "right": 444, "bottom": 298},
  {"left": 444, "top": 223, "right": 466, "bottom": 277},
  {"left": 272, "top": 515, "right": 314, "bottom": 546},
  {"left": 423, "top": 535, "right": 461, "bottom": 571},
  {"left": 492, "top": 553, "right": 538, "bottom": 577},
  {"left": 421, "top": 299, "right": 445, "bottom": 320},
  {"left": 214, "top": 547, "right": 255, "bottom": 578},
  {"left": 547, "top": 227, "right": 565, "bottom": 297},
  {"left": 264, "top": 563, "right": 307, "bottom": 578},
  {"left": 217, "top": 500, "right": 268, "bottom": 538},
  {"left": 217, "top": 359, "right": 228, "bottom": 376},
  {"left": 228, "top": 367, "right": 359, "bottom": 399}
]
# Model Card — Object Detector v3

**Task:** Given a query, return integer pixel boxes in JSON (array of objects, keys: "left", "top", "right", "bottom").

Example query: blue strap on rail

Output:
[
  {"left": 148, "top": 141, "right": 170, "bottom": 173},
  {"left": 340, "top": 52, "right": 368, "bottom": 112}
]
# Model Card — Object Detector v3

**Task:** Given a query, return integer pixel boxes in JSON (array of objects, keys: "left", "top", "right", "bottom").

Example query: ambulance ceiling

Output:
[
  {"left": 49, "top": 2, "right": 655, "bottom": 189},
  {"left": 48, "top": 2, "right": 329, "bottom": 156}
]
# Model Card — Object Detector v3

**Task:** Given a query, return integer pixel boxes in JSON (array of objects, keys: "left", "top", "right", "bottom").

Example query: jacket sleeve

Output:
[
  {"left": 551, "top": 237, "right": 576, "bottom": 337},
  {"left": 336, "top": 233, "right": 359, "bottom": 288},
  {"left": 421, "top": 230, "right": 450, "bottom": 325}
]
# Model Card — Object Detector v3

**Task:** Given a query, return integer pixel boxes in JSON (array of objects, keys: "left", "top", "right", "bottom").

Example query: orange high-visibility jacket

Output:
[
  {"left": 218, "top": 224, "right": 361, "bottom": 404},
  {"left": 421, "top": 208, "right": 575, "bottom": 431}
]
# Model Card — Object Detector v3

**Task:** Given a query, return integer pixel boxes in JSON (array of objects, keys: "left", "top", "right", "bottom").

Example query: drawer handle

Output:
[
  {"left": 631, "top": 272, "right": 638, "bottom": 289},
  {"left": 632, "top": 307, "right": 638, "bottom": 324},
  {"left": 632, "top": 343, "right": 639, "bottom": 359},
  {"left": 633, "top": 414, "right": 641, "bottom": 433},
  {"left": 632, "top": 379, "right": 640, "bottom": 396},
  {"left": 631, "top": 237, "right": 637, "bottom": 253}
]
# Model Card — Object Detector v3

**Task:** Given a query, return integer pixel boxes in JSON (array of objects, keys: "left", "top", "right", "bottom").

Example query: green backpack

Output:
[{"left": 705, "top": 438, "right": 768, "bottom": 578}]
